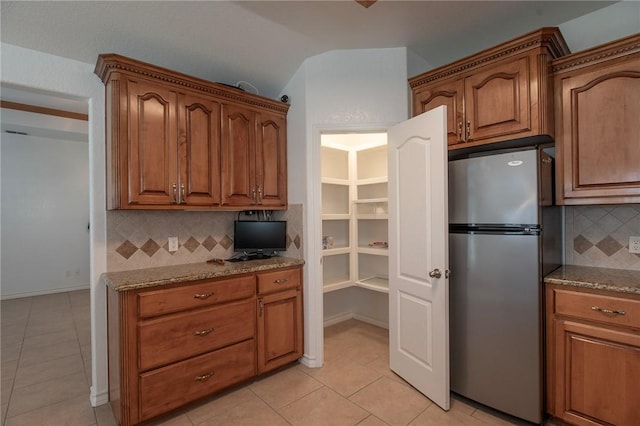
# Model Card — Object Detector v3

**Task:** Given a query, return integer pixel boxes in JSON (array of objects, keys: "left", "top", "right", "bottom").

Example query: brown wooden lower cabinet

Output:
[
  {"left": 546, "top": 285, "right": 640, "bottom": 426},
  {"left": 107, "top": 265, "right": 304, "bottom": 426}
]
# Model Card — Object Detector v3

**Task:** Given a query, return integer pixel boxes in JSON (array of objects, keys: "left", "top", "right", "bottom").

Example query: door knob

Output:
[{"left": 429, "top": 269, "right": 442, "bottom": 279}]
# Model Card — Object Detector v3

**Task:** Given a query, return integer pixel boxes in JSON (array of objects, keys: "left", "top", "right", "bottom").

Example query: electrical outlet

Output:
[
  {"left": 168, "top": 237, "right": 179, "bottom": 252},
  {"left": 630, "top": 236, "right": 640, "bottom": 254}
]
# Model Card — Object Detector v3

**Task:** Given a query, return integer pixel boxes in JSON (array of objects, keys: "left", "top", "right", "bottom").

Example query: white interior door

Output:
[{"left": 388, "top": 106, "right": 449, "bottom": 410}]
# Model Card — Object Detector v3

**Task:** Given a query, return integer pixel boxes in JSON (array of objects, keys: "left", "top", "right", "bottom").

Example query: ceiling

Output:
[{"left": 0, "top": 1, "right": 619, "bottom": 106}]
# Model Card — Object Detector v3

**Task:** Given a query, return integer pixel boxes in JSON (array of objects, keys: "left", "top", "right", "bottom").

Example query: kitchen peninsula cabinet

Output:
[
  {"left": 220, "top": 105, "right": 287, "bottom": 208},
  {"left": 410, "top": 27, "right": 569, "bottom": 149},
  {"left": 552, "top": 33, "right": 640, "bottom": 205},
  {"left": 103, "top": 260, "right": 304, "bottom": 426},
  {"left": 546, "top": 282, "right": 640, "bottom": 426},
  {"left": 95, "top": 53, "right": 289, "bottom": 210}
]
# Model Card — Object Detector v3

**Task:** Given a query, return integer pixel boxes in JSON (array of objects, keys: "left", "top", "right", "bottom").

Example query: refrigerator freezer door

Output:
[
  {"left": 450, "top": 232, "right": 542, "bottom": 423},
  {"left": 449, "top": 149, "right": 539, "bottom": 225}
]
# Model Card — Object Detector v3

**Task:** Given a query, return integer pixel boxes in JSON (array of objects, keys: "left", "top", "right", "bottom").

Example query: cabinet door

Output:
[
  {"left": 178, "top": 93, "right": 221, "bottom": 206},
  {"left": 412, "top": 78, "right": 464, "bottom": 146},
  {"left": 553, "top": 319, "right": 640, "bottom": 426},
  {"left": 464, "top": 56, "right": 531, "bottom": 143},
  {"left": 127, "top": 79, "right": 178, "bottom": 206},
  {"left": 256, "top": 110, "right": 287, "bottom": 207},
  {"left": 221, "top": 104, "right": 256, "bottom": 206},
  {"left": 257, "top": 288, "right": 303, "bottom": 374},
  {"left": 557, "top": 59, "right": 640, "bottom": 204}
]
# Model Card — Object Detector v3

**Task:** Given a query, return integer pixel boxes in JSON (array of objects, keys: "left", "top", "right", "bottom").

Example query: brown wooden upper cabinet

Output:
[
  {"left": 552, "top": 33, "right": 640, "bottom": 205},
  {"left": 410, "top": 28, "right": 570, "bottom": 149},
  {"left": 95, "top": 54, "right": 289, "bottom": 210},
  {"left": 220, "top": 105, "right": 287, "bottom": 208}
]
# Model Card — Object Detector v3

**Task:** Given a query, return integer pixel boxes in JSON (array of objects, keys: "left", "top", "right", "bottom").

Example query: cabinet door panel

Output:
[
  {"left": 257, "top": 111, "right": 287, "bottom": 207},
  {"left": 560, "top": 64, "right": 640, "bottom": 199},
  {"left": 179, "top": 94, "right": 221, "bottom": 205},
  {"left": 127, "top": 80, "right": 178, "bottom": 205},
  {"left": 413, "top": 79, "right": 464, "bottom": 146},
  {"left": 257, "top": 288, "right": 303, "bottom": 373},
  {"left": 554, "top": 320, "right": 640, "bottom": 426},
  {"left": 221, "top": 104, "right": 255, "bottom": 206},
  {"left": 465, "top": 57, "right": 530, "bottom": 142}
]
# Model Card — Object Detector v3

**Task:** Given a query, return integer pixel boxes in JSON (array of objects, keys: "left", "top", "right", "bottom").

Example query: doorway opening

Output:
[{"left": 319, "top": 131, "right": 389, "bottom": 334}]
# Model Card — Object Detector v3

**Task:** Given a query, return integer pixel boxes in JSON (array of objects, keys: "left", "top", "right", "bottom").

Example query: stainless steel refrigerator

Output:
[{"left": 448, "top": 147, "right": 561, "bottom": 424}]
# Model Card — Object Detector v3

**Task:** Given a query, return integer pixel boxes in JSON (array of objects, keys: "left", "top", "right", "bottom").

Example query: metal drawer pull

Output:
[
  {"left": 591, "top": 306, "right": 626, "bottom": 316},
  {"left": 194, "top": 372, "right": 214, "bottom": 382},
  {"left": 193, "top": 328, "right": 214, "bottom": 336},
  {"left": 194, "top": 292, "right": 214, "bottom": 300},
  {"left": 274, "top": 278, "right": 288, "bottom": 284}
]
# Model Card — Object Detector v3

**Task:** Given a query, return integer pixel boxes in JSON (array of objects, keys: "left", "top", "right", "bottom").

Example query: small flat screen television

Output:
[{"left": 233, "top": 220, "right": 287, "bottom": 258}]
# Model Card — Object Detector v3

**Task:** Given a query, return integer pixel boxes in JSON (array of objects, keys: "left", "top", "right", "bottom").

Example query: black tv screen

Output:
[{"left": 233, "top": 220, "right": 287, "bottom": 253}]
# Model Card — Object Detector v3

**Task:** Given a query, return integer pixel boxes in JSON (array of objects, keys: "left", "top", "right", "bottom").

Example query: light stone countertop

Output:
[
  {"left": 544, "top": 265, "right": 640, "bottom": 296},
  {"left": 102, "top": 256, "right": 305, "bottom": 291}
]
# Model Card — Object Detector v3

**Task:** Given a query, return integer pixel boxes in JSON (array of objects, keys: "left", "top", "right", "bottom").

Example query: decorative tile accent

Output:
[
  {"left": 565, "top": 204, "right": 640, "bottom": 271},
  {"left": 202, "top": 236, "right": 217, "bottom": 251},
  {"left": 219, "top": 235, "right": 233, "bottom": 250},
  {"left": 140, "top": 239, "right": 161, "bottom": 257},
  {"left": 573, "top": 235, "right": 593, "bottom": 254},
  {"left": 595, "top": 236, "right": 623, "bottom": 257},
  {"left": 106, "top": 205, "right": 304, "bottom": 272},
  {"left": 116, "top": 240, "right": 138, "bottom": 260},
  {"left": 184, "top": 237, "right": 200, "bottom": 253}
]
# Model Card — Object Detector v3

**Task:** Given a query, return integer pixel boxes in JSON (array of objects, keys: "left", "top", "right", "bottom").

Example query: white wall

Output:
[
  {"left": 0, "top": 42, "right": 107, "bottom": 407},
  {"left": 1, "top": 124, "right": 89, "bottom": 297},
  {"left": 283, "top": 47, "right": 409, "bottom": 367},
  {"left": 559, "top": 1, "right": 640, "bottom": 52}
]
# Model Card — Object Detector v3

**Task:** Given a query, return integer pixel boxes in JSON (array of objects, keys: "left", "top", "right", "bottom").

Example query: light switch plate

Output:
[
  {"left": 629, "top": 236, "right": 640, "bottom": 254},
  {"left": 168, "top": 237, "right": 179, "bottom": 252}
]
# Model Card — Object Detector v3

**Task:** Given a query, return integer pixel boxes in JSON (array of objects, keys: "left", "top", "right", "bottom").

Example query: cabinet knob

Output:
[
  {"left": 466, "top": 121, "right": 471, "bottom": 140},
  {"left": 274, "top": 278, "right": 288, "bottom": 284},
  {"left": 180, "top": 183, "right": 186, "bottom": 204},
  {"left": 172, "top": 183, "right": 178, "bottom": 204},
  {"left": 458, "top": 122, "right": 463, "bottom": 141}
]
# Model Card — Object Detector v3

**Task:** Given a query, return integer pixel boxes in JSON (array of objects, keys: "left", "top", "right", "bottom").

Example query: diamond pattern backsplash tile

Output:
[
  {"left": 565, "top": 204, "right": 640, "bottom": 271},
  {"left": 107, "top": 205, "right": 304, "bottom": 272}
]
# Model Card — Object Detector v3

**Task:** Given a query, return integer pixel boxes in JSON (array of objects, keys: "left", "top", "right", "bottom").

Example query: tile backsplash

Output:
[
  {"left": 565, "top": 204, "right": 640, "bottom": 271},
  {"left": 107, "top": 204, "right": 303, "bottom": 272}
]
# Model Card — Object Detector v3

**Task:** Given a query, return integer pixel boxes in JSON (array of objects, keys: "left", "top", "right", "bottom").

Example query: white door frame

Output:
[{"left": 305, "top": 122, "right": 396, "bottom": 368}]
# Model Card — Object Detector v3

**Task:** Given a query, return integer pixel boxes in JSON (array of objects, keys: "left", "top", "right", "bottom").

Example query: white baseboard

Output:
[
  {"left": 352, "top": 313, "right": 389, "bottom": 330},
  {"left": 90, "top": 385, "right": 109, "bottom": 407},
  {"left": 323, "top": 312, "right": 389, "bottom": 330},
  {"left": 323, "top": 312, "right": 354, "bottom": 327},
  {"left": 1, "top": 284, "right": 90, "bottom": 300},
  {"left": 299, "top": 353, "right": 322, "bottom": 368}
]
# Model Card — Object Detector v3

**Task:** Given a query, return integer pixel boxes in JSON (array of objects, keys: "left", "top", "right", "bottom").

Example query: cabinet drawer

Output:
[
  {"left": 258, "top": 268, "right": 300, "bottom": 294},
  {"left": 139, "top": 299, "right": 255, "bottom": 371},
  {"left": 139, "top": 339, "right": 255, "bottom": 422},
  {"left": 554, "top": 289, "right": 640, "bottom": 329},
  {"left": 138, "top": 275, "right": 255, "bottom": 318}
]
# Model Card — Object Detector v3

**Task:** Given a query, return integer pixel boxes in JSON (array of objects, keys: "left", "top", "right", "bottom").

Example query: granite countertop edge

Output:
[
  {"left": 102, "top": 257, "right": 305, "bottom": 292},
  {"left": 544, "top": 265, "right": 640, "bottom": 296}
]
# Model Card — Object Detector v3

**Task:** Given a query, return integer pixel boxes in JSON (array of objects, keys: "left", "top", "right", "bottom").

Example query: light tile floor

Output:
[{"left": 2, "top": 291, "right": 548, "bottom": 425}]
